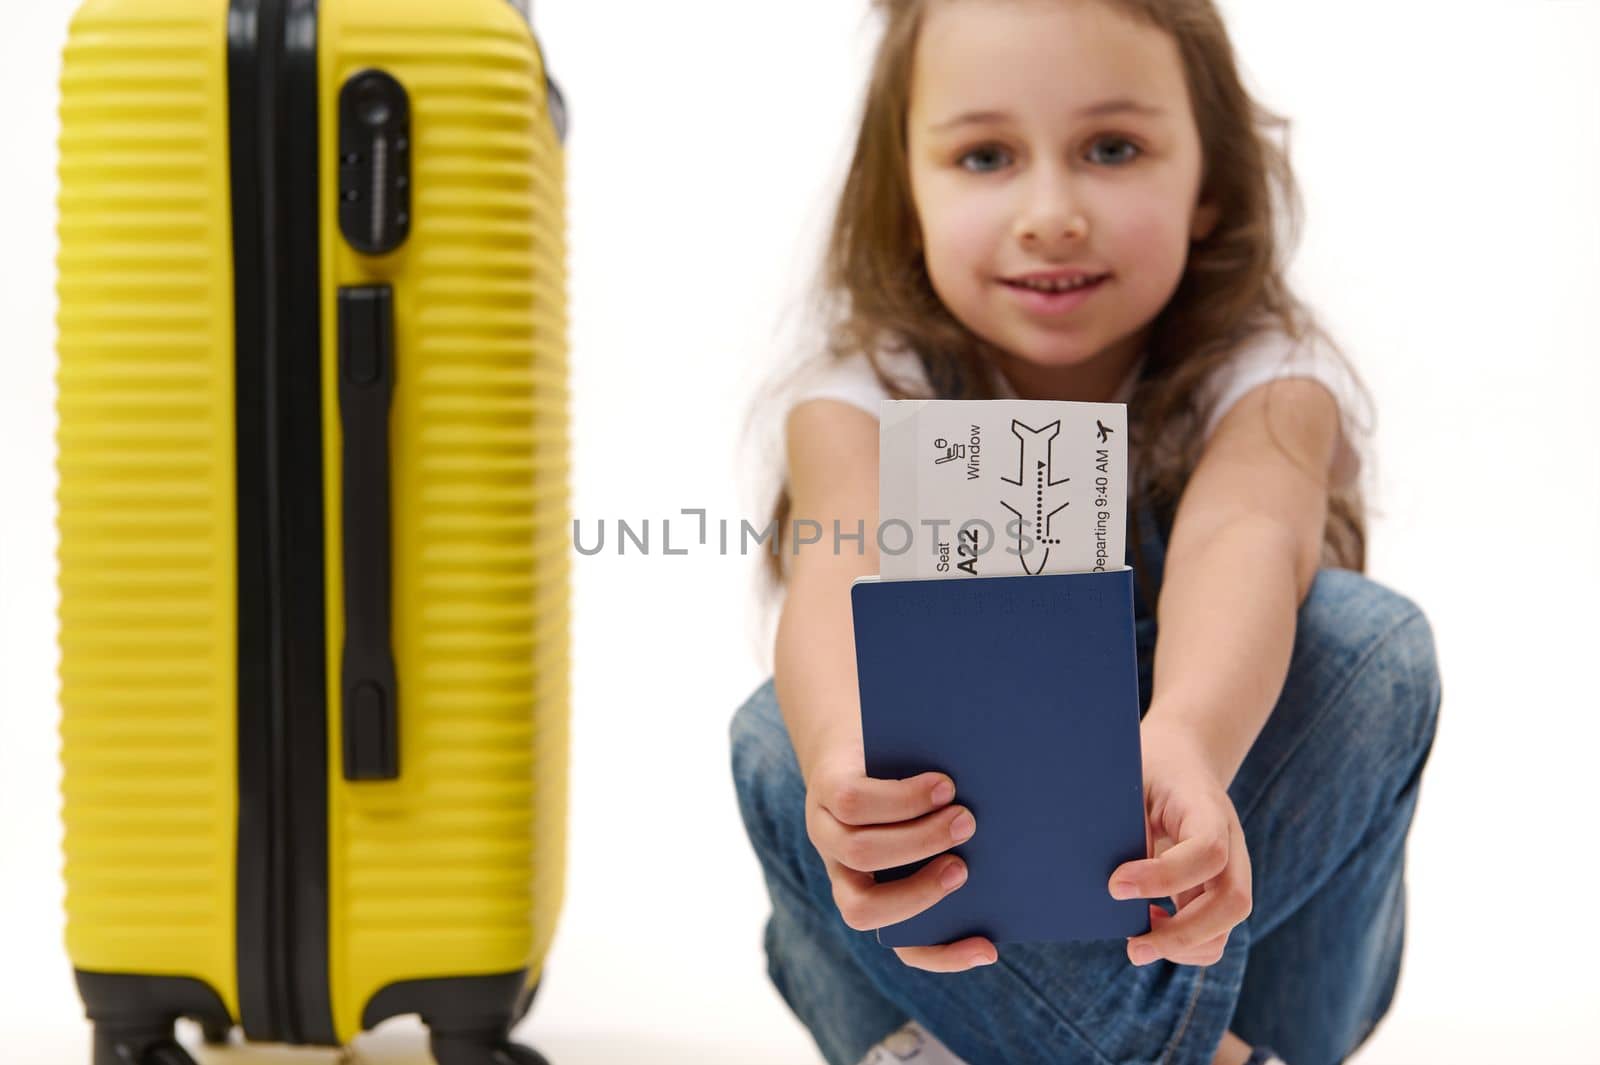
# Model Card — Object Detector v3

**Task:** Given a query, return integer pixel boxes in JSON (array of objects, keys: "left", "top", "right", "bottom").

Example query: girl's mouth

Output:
[{"left": 1000, "top": 273, "right": 1110, "bottom": 313}]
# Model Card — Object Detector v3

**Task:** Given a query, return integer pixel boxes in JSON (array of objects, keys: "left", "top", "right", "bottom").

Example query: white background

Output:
[{"left": 3, "top": 1, "right": 1598, "bottom": 1062}]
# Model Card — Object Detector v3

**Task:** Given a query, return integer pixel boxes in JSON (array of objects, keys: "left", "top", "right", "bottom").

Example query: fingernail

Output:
[
  {"left": 1110, "top": 881, "right": 1138, "bottom": 900},
  {"left": 968, "top": 950, "right": 996, "bottom": 968},
  {"left": 1129, "top": 943, "right": 1156, "bottom": 965},
  {"left": 950, "top": 812, "right": 975, "bottom": 843},
  {"left": 940, "top": 859, "right": 967, "bottom": 891},
  {"left": 932, "top": 779, "right": 955, "bottom": 805}
]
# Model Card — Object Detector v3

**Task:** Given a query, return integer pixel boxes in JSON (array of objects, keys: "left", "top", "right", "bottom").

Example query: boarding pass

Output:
[{"left": 878, "top": 400, "right": 1128, "bottom": 580}]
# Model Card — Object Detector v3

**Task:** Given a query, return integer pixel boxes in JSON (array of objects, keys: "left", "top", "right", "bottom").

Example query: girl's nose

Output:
[
  {"left": 1017, "top": 208, "right": 1089, "bottom": 249},
  {"left": 1014, "top": 165, "right": 1089, "bottom": 249},
  {"left": 1015, "top": 175, "right": 1089, "bottom": 251}
]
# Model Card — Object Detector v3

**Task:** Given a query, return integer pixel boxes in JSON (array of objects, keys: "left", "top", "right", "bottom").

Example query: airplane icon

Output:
[{"left": 1096, "top": 419, "right": 1114, "bottom": 443}]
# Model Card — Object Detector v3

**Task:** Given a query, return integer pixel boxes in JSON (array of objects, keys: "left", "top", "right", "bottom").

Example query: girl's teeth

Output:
[{"left": 1015, "top": 276, "right": 1100, "bottom": 292}]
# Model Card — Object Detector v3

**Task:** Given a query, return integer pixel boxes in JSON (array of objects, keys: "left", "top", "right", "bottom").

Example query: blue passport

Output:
[{"left": 850, "top": 567, "right": 1150, "bottom": 947}]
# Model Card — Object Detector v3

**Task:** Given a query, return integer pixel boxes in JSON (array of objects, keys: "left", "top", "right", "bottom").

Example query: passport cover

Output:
[{"left": 849, "top": 566, "right": 1150, "bottom": 947}]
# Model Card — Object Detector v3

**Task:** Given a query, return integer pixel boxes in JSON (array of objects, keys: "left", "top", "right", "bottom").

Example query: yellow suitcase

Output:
[{"left": 55, "top": 1, "right": 570, "bottom": 1061}]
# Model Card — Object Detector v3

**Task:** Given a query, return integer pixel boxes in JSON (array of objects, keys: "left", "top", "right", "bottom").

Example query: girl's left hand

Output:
[{"left": 1108, "top": 717, "right": 1253, "bottom": 967}]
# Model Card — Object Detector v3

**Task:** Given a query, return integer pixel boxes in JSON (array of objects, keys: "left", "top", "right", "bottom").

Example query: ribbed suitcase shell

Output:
[{"left": 56, "top": 0, "right": 569, "bottom": 1051}]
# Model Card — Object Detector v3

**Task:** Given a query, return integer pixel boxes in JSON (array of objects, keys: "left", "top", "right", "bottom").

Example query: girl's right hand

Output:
[{"left": 804, "top": 749, "right": 999, "bottom": 973}]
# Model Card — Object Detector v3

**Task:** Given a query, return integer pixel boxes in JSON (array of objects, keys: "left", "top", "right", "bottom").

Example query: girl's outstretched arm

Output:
[
  {"left": 773, "top": 398, "right": 882, "bottom": 783},
  {"left": 1143, "top": 377, "right": 1343, "bottom": 785},
  {"left": 1108, "top": 377, "right": 1343, "bottom": 968},
  {"left": 774, "top": 398, "right": 999, "bottom": 974}
]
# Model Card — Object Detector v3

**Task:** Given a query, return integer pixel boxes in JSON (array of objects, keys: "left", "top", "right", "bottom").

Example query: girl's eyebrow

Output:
[{"left": 928, "top": 98, "right": 1166, "bottom": 133}]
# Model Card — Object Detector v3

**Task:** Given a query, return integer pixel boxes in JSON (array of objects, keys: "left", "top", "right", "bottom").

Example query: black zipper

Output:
[{"left": 228, "top": 0, "right": 335, "bottom": 1045}]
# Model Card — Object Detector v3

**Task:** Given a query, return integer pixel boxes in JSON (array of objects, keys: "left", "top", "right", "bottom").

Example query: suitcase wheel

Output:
[
  {"left": 92, "top": 1033, "right": 198, "bottom": 1065},
  {"left": 501, "top": 1049, "right": 550, "bottom": 1065},
  {"left": 143, "top": 1043, "right": 199, "bottom": 1065},
  {"left": 199, "top": 1020, "right": 233, "bottom": 1046},
  {"left": 429, "top": 1034, "right": 550, "bottom": 1065}
]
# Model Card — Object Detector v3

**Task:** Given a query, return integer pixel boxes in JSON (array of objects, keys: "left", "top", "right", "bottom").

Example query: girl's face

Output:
[{"left": 906, "top": 0, "right": 1218, "bottom": 396}]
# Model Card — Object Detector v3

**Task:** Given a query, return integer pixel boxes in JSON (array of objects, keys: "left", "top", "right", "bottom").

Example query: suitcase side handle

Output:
[{"left": 338, "top": 284, "right": 400, "bottom": 781}]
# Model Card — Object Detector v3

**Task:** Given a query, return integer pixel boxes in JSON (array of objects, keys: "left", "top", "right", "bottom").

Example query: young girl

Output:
[{"left": 730, "top": 2, "right": 1441, "bottom": 1064}]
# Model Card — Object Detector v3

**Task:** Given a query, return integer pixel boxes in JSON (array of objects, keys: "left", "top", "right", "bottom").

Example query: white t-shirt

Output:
[{"left": 788, "top": 330, "right": 1369, "bottom": 490}]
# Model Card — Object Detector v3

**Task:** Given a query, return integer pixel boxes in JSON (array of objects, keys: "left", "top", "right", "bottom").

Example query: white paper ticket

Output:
[{"left": 878, "top": 400, "right": 1128, "bottom": 580}]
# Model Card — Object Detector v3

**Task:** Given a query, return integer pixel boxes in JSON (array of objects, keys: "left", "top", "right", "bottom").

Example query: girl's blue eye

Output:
[
  {"left": 1087, "top": 136, "right": 1140, "bottom": 166},
  {"left": 958, "top": 145, "right": 1011, "bottom": 173}
]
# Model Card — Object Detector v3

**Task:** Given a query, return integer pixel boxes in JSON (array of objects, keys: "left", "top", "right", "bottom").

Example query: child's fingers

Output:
[
  {"left": 813, "top": 766, "right": 956, "bottom": 827},
  {"left": 1126, "top": 816, "right": 1252, "bottom": 965},
  {"left": 825, "top": 852, "right": 971, "bottom": 933},
  {"left": 892, "top": 936, "right": 998, "bottom": 974},
  {"left": 1126, "top": 888, "right": 1241, "bottom": 963},
  {"left": 809, "top": 800, "right": 977, "bottom": 873},
  {"left": 1109, "top": 809, "right": 1229, "bottom": 900},
  {"left": 1144, "top": 906, "right": 1230, "bottom": 966}
]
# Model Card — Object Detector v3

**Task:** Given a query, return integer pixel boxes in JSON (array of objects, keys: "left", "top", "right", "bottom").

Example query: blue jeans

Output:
[{"left": 728, "top": 504, "right": 1441, "bottom": 1065}]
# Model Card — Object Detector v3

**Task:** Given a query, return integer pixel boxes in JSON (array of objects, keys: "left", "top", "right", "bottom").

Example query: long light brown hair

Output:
[{"left": 758, "top": 0, "right": 1374, "bottom": 609}]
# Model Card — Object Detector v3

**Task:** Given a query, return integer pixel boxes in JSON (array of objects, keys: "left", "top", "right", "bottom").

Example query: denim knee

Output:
[
  {"left": 729, "top": 678, "right": 806, "bottom": 856},
  {"left": 1298, "top": 569, "right": 1442, "bottom": 773}
]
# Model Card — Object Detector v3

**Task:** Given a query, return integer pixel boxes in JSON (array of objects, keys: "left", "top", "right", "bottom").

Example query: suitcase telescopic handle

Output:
[
  {"left": 338, "top": 285, "right": 400, "bottom": 781},
  {"left": 505, "top": 0, "right": 567, "bottom": 144}
]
